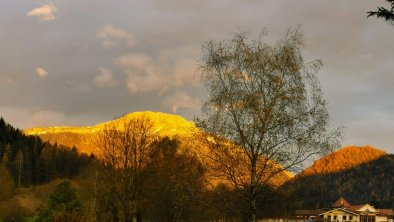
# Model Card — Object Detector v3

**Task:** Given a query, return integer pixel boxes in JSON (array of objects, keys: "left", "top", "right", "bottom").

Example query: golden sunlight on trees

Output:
[
  {"left": 196, "top": 28, "right": 342, "bottom": 222},
  {"left": 302, "top": 146, "right": 387, "bottom": 176},
  {"left": 95, "top": 115, "right": 155, "bottom": 222},
  {"left": 82, "top": 116, "right": 208, "bottom": 221}
]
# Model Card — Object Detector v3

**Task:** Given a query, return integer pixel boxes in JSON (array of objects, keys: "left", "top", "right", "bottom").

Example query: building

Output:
[{"left": 295, "top": 197, "right": 393, "bottom": 222}]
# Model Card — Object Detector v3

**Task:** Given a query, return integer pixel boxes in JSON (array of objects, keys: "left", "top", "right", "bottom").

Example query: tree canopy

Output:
[
  {"left": 368, "top": 0, "right": 394, "bottom": 26},
  {"left": 42, "top": 180, "right": 84, "bottom": 222},
  {"left": 197, "top": 28, "right": 342, "bottom": 222}
]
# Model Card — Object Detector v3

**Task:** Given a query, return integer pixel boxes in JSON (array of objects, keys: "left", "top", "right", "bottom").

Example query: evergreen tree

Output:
[
  {"left": 41, "top": 180, "right": 84, "bottom": 222},
  {"left": 0, "top": 117, "right": 92, "bottom": 186},
  {"left": 368, "top": 0, "right": 394, "bottom": 26}
]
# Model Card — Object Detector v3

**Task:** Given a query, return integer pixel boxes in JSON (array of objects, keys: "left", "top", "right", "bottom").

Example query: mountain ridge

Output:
[
  {"left": 280, "top": 145, "right": 394, "bottom": 211},
  {"left": 23, "top": 111, "right": 199, "bottom": 154},
  {"left": 301, "top": 145, "right": 387, "bottom": 176},
  {"left": 24, "top": 111, "right": 198, "bottom": 136},
  {"left": 22, "top": 111, "right": 294, "bottom": 187}
]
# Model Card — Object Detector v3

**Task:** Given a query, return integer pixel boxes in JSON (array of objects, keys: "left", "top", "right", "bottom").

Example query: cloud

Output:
[
  {"left": 36, "top": 67, "right": 48, "bottom": 77},
  {"left": 115, "top": 50, "right": 198, "bottom": 95},
  {"left": 27, "top": 2, "right": 58, "bottom": 21},
  {"left": 172, "top": 58, "right": 198, "bottom": 87},
  {"left": 116, "top": 53, "right": 166, "bottom": 94},
  {"left": 94, "top": 68, "right": 117, "bottom": 88},
  {"left": 0, "top": 108, "right": 72, "bottom": 128},
  {"left": 3, "top": 0, "right": 393, "bottom": 154},
  {"left": 29, "top": 110, "right": 68, "bottom": 127},
  {"left": 164, "top": 91, "right": 201, "bottom": 113},
  {"left": 97, "top": 25, "right": 136, "bottom": 48}
]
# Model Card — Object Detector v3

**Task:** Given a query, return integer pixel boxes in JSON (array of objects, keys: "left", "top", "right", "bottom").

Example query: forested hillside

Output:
[
  {"left": 0, "top": 117, "right": 92, "bottom": 188},
  {"left": 281, "top": 146, "right": 394, "bottom": 213},
  {"left": 23, "top": 111, "right": 294, "bottom": 188},
  {"left": 301, "top": 146, "right": 387, "bottom": 175},
  {"left": 0, "top": 116, "right": 293, "bottom": 221},
  {"left": 2, "top": 116, "right": 394, "bottom": 221}
]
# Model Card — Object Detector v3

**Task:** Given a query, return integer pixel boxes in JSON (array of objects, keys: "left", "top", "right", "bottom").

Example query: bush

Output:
[{"left": 39, "top": 180, "right": 84, "bottom": 222}]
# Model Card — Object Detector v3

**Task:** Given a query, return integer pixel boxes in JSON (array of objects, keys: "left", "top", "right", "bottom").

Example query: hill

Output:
[
  {"left": 301, "top": 146, "right": 387, "bottom": 175},
  {"left": 23, "top": 111, "right": 199, "bottom": 154},
  {"left": 23, "top": 111, "right": 294, "bottom": 187},
  {"left": 281, "top": 146, "right": 394, "bottom": 212}
]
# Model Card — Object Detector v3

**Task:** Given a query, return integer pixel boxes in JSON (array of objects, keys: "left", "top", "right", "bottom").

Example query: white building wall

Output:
[{"left": 376, "top": 216, "right": 387, "bottom": 222}]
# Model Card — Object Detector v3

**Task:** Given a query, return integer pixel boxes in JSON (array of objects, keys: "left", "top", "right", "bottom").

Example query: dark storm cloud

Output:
[{"left": 1, "top": 0, "right": 394, "bottom": 152}]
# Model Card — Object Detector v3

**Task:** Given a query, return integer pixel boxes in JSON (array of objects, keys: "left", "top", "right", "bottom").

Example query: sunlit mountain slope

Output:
[
  {"left": 281, "top": 146, "right": 394, "bottom": 211},
  {"left": 301, "top": 145, "right": 387, "bottom": 176},
  {"left": 24, "top": 111, "right": 294, "bottom": 187},
  {"left": 24, "top": 111, "right": 198, "bottom": 154}
]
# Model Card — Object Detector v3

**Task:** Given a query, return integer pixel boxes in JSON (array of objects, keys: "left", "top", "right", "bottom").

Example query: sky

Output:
[{"left": 1, "top": 0, "right": 394, "bottom": 153}]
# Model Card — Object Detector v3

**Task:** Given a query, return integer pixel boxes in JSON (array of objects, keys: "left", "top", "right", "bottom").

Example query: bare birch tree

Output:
[
  {"left": 196, "top": 28, "right": 342, "bottom": 222},
  {"left": 97, "top": 115, "right": 155, "bottom": 222}
]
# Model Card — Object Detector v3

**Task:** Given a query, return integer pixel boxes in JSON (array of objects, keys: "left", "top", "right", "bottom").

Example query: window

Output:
[
  {"left": 334, "top": 216, "right": 337, "bottom": 220},
  {"left": 344, "top": 216, "right": 347, "bottom": 220},
  {"left": 350, "top": 216, "right": 353, "bottom": 220}
]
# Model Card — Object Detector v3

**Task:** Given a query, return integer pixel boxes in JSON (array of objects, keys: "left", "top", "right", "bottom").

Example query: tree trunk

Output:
[
  {"left": 123, "top": 202, "right": 130, "bottom": 222},
  {"left": 112, "top": 207, "right": 119, "bottom": 222},
  {"left": 136, "top": 210, "right": 142, "bottom": 222},
  {"left": 248, "top": 158, "right": 257, "bottom": 222},
  {"left": 17, "top": 151, "right": 23, "bottom": 187}
]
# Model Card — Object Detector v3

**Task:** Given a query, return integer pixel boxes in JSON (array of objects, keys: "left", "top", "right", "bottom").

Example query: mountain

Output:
[
  {"left": 23, "top": 111, "right": 294, "bottom": 187},
  {"left": 24, "top": 111, "right": 199, "bottom": 154},
  {"left": 301, "top": 146, "right": 387, "bottom": 175},
  {"left": 282, "top": 146, "right": 394, "bottom": 211}
]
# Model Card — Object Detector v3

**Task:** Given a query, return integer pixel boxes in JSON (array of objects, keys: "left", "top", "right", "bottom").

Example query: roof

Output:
[
  {"left": 378, "top": 209, "right": 394, "bottom": 216},
  {"left": 295, "top": 209, "right": 326, "bottom": 215},
  {"left": 332, "top": 197, "right": 351, "bottom": 208},
  {"left": 348, "top": 205, "right": 364, "bottom": 211},
  {"left": 297, "top": 197, "right": 393, "bottom": 218},
  {"left": 319, "top": 208, "right": 359, "bottom": 216}
]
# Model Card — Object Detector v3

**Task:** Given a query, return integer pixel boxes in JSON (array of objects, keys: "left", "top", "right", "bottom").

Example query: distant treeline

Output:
[{"left": 0, "top": 117, "right": 93, "bottom": 187}]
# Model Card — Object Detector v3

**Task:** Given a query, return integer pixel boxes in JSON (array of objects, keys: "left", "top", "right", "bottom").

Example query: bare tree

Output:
[
  {"left": 97, "top": 115, "right": 155, "bottom": 222},
  {"left": 196, "top": 28, "right": 342, "bottom": 222}
]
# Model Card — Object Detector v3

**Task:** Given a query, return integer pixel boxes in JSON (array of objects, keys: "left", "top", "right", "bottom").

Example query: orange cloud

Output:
[
  {"left": 27, "top": 2, "right": 58, "bottom": 21},
  {"left": 97, "top": 25, "right": 136, "bottom": 48},
  {"left": 36, "top": 67, "right": 48, "bottom": 77}
]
